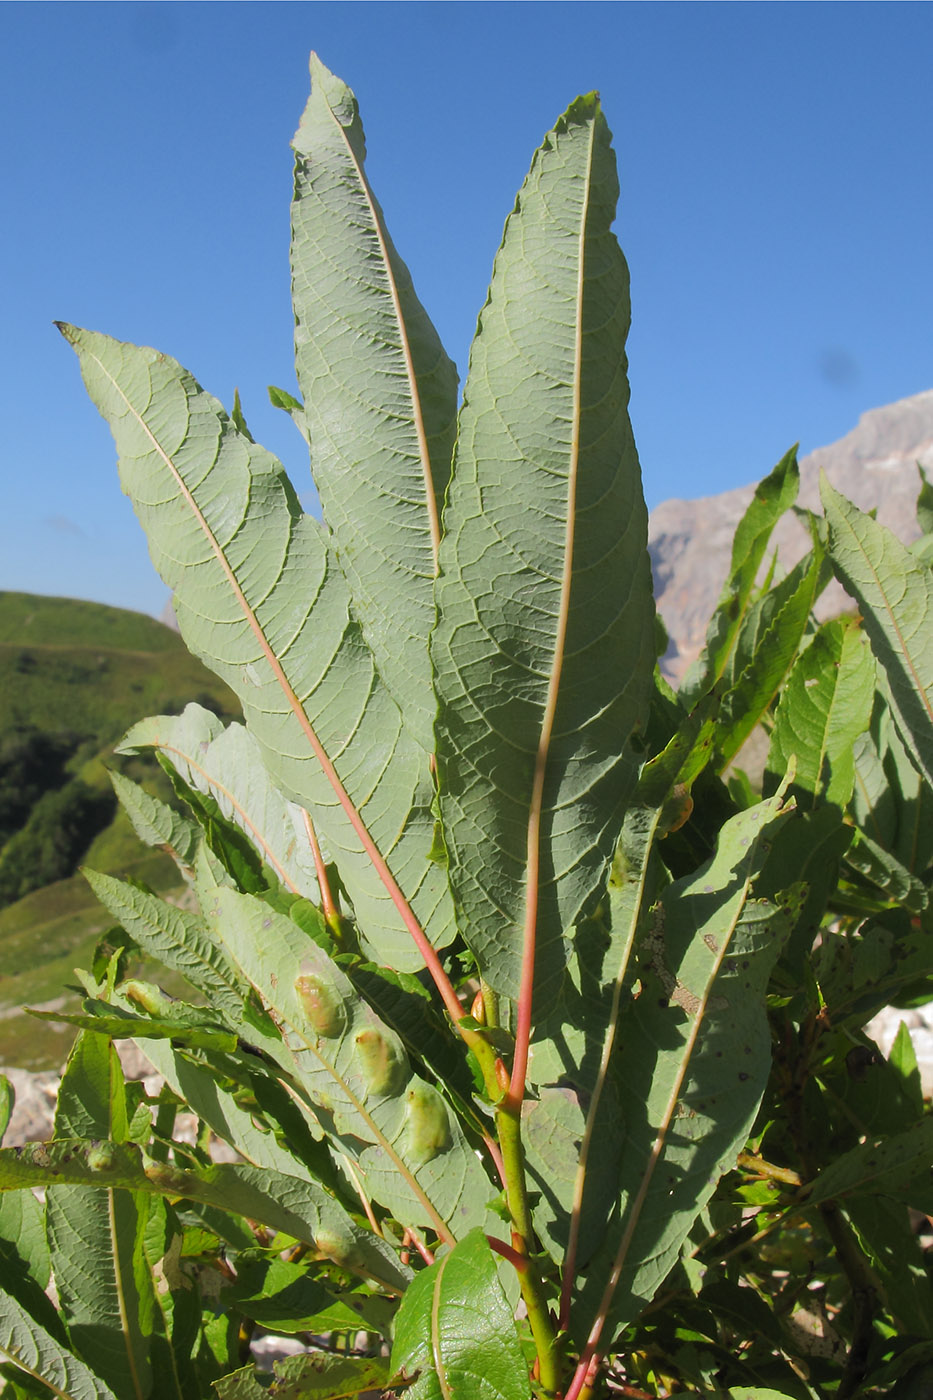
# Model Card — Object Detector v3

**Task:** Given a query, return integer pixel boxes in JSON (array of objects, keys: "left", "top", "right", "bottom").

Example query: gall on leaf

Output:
[
  {"left": 354, "top": 1026, "right": 409, "bottom": 1098},
  {"left": 313, "top": 1221, "right": 364, "bottom": 1269},
  {"left": 403, "top": 1083, "right": 452, "bottom": 1164},
  {"left": 294, "top": 971, "right": 346, "bottom": 1038}
]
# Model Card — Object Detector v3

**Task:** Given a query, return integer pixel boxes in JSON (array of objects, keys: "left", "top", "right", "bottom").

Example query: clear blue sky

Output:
[{"left": 3, "top": 1, "right": 932, "bottom": 619}]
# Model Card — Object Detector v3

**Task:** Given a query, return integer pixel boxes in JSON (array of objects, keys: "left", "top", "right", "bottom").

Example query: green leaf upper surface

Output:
[
  {"left": 846, "top": 1193, "right": 933, "bottom": 1337},
  {"left": 571, "top": 794, "right": 796, "bottom": 1347},
  {"left": 268, "top": 384, "right": 310, "bottom": 448},
  {"left": 712, "top": 546, "right": 827, "bottom": 772},
  {"left": 432, "top": 94, "right": 655, "bottom": 1001},
  {"left": 822, "top": 477, "right": 933, "bottom": 791},
  {"left": 680, "top": 448, "right": 799, "bottom": 703},
  {"left": 523, "top": 716, "right": 706, "bottom": 1265},
  {"left": 60, "top": 325, "right": 453, "bottom": 970},
  {"left": 216, "top": 1353, "right": 391, "bottom": 1399},
  {"left": 766, "top": 618, "right": 876, "bottom": 809},
  {"left": 524, "top": 710, "right": 711, "bottom": 1274},
  {"left": 291, "top": 54, "right": 458, "bottom": 752},
  {"left": 851, "top": 691, "right": 933, "bottom": 875},
  {"left": 207, "top": 888, "right": 492, "bottom": 1241},
  {"left": 801, "top": 1118, "right": 933, "bottom": 1211},
  {"left": 845, "top": 828, "right": 931, "bottom": 913},
  {"left": 0, "top": 1290, "right": 119, "bottom": 1400},
  {"left": 132, "top": 1034, "right": 337, "bottom": 1183},
  {"left": 226, "top": 1256, "right": 394, "bottom": 1337},
  {"left": 46, "top": 1034, "right": 155, "bottom": 1400},
  {"left": 917, "top": 464, "right": 933, "bottom": 538},
  {"left": 391, "top": 1229, "right": 531, "bottom": 1400}
]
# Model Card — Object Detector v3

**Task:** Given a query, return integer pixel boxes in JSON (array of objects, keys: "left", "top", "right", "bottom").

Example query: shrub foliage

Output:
[{"left": 0, "top": 55, "right": 931, "bottom": 1400}]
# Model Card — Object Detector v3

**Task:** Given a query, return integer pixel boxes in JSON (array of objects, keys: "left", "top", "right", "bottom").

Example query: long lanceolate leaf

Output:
[
  {"left": 291, "top": 55, "right": 458, "bottom": 753},
  {"left": 45, "top": 1034, "right": 154, "bottom": 1400},
  {"left": 0, "top": 1142, "right": 412, "bottom": 1297},
  {"left": 766, "top": 618, "right": 876, "bottom": 810},
  {"left": 117, "top": 704, "right": 322, "bottom": 901},
  {"left": 432, "top": 97, "right": 655, "bottom": 1070},
  {"left": 821, "top": 477, "right": 933, "bottom": 791},
  {"left": 59, "top": 325, "right": 454, "bottom": 973},
  {"left": 0, "top": 1290, "right": 119, "bottom": 1400},
  {"left": 680, "top": 448, "right": 799, "bottom": 704},
  {"left": 565, "top": 793, "right": 796, "bottom": 1395},
  {"left": 391, "top": 1229, "right": 531, "bottom": 1400},
  {"left": 207, "top": 888, "right": 492, "bottom": 1242}
]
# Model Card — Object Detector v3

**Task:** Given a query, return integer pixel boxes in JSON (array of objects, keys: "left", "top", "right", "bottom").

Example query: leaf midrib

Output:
[
  {"left": 214, "top": 918, "right": 457, "bottom": 1247},
  {"left": 559, "top": 803, "right": 661, "bottom": 1322},
  {"left": 572, "top": 829, "right": 770, "bottom": 1384},
  {"left": 108, "top": 1189, "right": 147, "bottom": 1400},
  {"left": 154, "top": 737, "right": 303, "bottom": 894},
  {"left": 318, "top": 95, "right": 442, "bottom": 571},
  {"left": 430, "top": 1248, "right": 455, "bottom": 1400},
  {"left": 80, "top": 340, "right": 457, "bottom": 1015},
  {"left": 512, "top": 112, "right": 598, "bottom": 1103}
]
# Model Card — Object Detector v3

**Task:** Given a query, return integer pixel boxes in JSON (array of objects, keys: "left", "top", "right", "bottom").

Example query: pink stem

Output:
[{"left": 486, "top": 1235, "right": 529, "bottom": 1273}]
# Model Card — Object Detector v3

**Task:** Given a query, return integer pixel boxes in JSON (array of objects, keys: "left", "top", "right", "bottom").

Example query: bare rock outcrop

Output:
[{"left": 649, "top": 389, "right": 933, "bottom": 679}]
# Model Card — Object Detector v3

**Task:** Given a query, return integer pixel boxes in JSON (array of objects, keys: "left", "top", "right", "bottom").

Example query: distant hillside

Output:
[
  {"left": 649, "top": 389, "right": 933, "bottom": 678},
  {"left": 0, "top": 592, "right": 239, "bottom": 1068},
  {"left": 0, "top": 591, "right": 235, "bottom": 741}
]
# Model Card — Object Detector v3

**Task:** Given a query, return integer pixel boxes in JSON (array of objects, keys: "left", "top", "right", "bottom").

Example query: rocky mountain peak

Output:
[{"left": 649, "top": 388, "right": 933, "bottom": 679}]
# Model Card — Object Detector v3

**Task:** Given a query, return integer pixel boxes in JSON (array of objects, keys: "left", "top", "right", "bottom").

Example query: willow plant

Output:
[{"left": 1, "top": 53, "right": 932, "bottom": 1400}]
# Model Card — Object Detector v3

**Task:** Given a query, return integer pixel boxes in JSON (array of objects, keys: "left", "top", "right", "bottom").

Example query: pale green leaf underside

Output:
[
  {"left": 432, "top": 94, "right": 655, "bottom": 1001},
  {"left": 60, "top": 325, "right": 453, "bottom": 970},
  {"left": 46, "top": 1188, "right": 153, "bottom": 1400},
  {"left": 0, "top": 1290, "right": 119, "bottom": 1400},
  {"left": 208, "top": 887, "right": 492, "bottom": 1240},
  {"left": 822, "top": 477, "right": 933, "bottom": 791},
  {"left": 84, "top": 868, "right": 248, "bottom": 1023},
  {"left": 291, "top": 54, "right": 458, "bottom": 752},
  {"left": 108, "top": 769, "right": 200, "bottom": 869},
  {"left": 391, "top": 1229, "right": 531, "bottom": 1400},
  {"left": 0, "top": 1141, "right": 411, "bottom": 1296},
  {"left": 118, "top": 704, "right": 321, "bottom": 900}
]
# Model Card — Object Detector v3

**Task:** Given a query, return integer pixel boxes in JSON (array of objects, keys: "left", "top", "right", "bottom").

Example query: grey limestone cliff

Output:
[{"left": 649, "top": 389, "right": 933, "bottom": 679}]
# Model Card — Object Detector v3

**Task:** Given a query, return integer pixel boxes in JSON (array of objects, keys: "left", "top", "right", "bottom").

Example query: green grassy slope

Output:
[
  {"left": 0, "top": 592, "right": 239, "bottom": 1069},
  {"left": 0, "top": 591, "right": 234, "bottom": 739}
]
